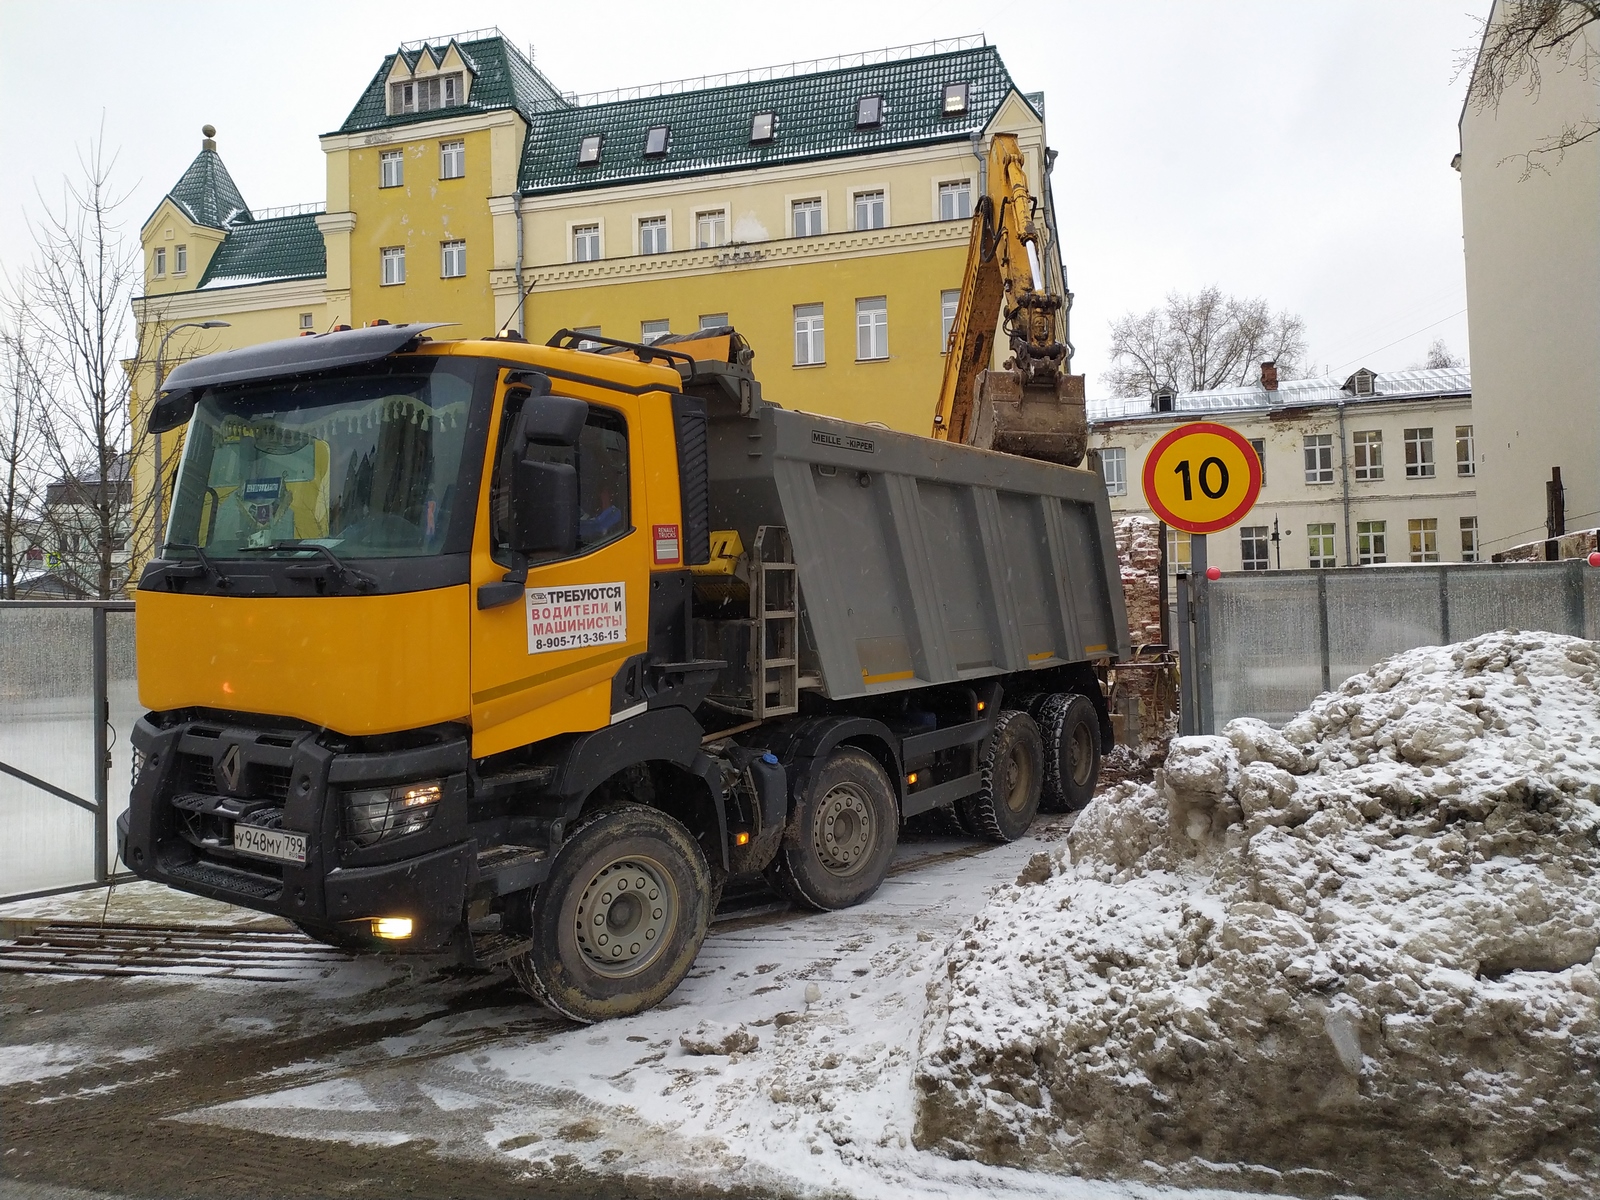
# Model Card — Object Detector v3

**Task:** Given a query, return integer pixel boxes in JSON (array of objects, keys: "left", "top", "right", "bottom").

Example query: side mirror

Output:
[
  {"left": 149, "top": 389, "right": 197, "bottom": 434},
  {"left": 501, "top": 392, "right": 587, "bottom": 557}
]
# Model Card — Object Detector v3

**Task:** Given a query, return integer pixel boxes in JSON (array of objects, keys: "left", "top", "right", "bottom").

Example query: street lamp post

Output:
[{"left": 152, "top": 320, "right": 229, "bottom": 548}]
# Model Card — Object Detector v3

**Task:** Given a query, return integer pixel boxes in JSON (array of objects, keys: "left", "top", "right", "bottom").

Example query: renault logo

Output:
[{"left": 219, "top": 744, "right": 243, "bottom": 793}]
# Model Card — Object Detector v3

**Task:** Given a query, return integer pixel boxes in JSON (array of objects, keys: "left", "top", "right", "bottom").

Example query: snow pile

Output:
[{"left": 915, "top": 631, "right": 1600, "bottom": 1198}]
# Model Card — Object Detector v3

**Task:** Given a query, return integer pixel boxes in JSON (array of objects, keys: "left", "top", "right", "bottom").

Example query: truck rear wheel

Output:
[
  {"left": 766, "top": 747, "right": 897, "bottom": 911},
  {"left": 958, "top": 709, "right": 1044, "bottom": 842},
  {"left": 1038, "top": 692, "right": 1101, "bottom": 811},
  {"left": 507, "top": 804, "right": 712, "bottom": 1023}
]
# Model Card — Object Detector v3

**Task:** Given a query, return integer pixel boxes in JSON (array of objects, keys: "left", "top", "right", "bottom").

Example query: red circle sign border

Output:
[{"left": 1140, "top": 420, "right": 1263, "bottom": 534}]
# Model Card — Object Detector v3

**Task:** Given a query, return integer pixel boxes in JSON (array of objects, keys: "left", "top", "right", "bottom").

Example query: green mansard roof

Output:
[
  {"left": 336, "top": 35, "right": 566, "bottom": 136},
  {"left": 195, "top": 213, "right": 326, "bottom": 292}
]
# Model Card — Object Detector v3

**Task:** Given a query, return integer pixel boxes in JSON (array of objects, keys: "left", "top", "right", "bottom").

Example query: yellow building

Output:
[{"left": 133, "top": 31, "right": 1064, "bottom": 567}]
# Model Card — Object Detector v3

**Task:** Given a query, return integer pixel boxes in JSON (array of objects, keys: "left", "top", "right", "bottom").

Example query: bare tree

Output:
[
  {"left": 0, "top": 291, "right": 47, "bottom": 599},
  {"left": 1104, "top": 287, "right": 1308, "bottom": 397},
  {"left": 1461, "top": 0, "right": 1599, "bottom": 177},
  {"left": 1412, "top": 337, "right": 1465, "bottom": 370},
  {"left": 23, "top": 128, "right": 152, "bottom": 599}
]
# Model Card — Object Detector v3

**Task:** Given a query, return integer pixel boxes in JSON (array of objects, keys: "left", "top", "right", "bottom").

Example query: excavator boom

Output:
[{"left": 931, "top": 134, "right": 1087, "bottom": 467}]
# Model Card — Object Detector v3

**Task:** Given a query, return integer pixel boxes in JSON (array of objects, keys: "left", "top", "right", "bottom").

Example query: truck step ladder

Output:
[{"left": 752, "top": 525, "right": 799, "bottom": 719}]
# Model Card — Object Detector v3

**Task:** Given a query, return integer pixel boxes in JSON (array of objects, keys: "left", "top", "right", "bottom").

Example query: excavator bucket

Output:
[{"left": 968, "top": 369, "right": 1088, "bottom": 467}]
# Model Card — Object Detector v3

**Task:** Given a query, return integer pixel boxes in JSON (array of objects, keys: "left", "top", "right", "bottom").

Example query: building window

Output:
[
  {"left": 699, "top": 313, "right": 728, "bottom": 331},
  {"left": 855, "top": 95, "right": 883, "bottom": 128},
  {"left": 794, "top": 304, "right": 824, "bottom": 366},
  {"left": 1456, "top": 425, "right": 1475, "bottom": 476},
  {"left": 390, "top": 73, "right": 462, "bottom": 115},
  {"left": 750, "top": 111, "right": 775, "bottom": 143},
  {"left": 573, "top": 224, "right": 600, "bottom": 262},
  {"left": 941, "top": 289, "right": 960, "bottom": 349},
  {"left": 174, "top": 244, "right": 187, "bottom": 275},
  {"left": 380, "top": 150, "right": 403, "bottom": 189},
  {"left": 299, "top": 312, "right": 314, "bottom": 330},
  {"left": 1249, "top": 437, "right": 1266, "bottom": 486},
  {"left": 440, "top": 140, "right": 464, "bottom": 179},
  {"left": 1405, "top": 427, "right": 1436, "bottom": 478},
  {"left": 577, "top": 134, "right": 603, "bottom": 167},
  {"left": 1352, "top": 430, "right": 1383, "bottom": 481},
  {"left": 853, "top": 190, "right": 886, "bottom": 230},
  {"left": 696, "top": 210, "right": 727, "bottom": 248},
  {"left": 1303, "top": 434, "right": 1334, "bottom": 484},
  {"left": 1409, "top": 517, "right": 1439, "bottom": 562},
  {"left": 942, "top": 81, "right": 969, "bottom": 116},
  {"left": 1240, "top": 525, "right": 1270, "bottom": 571},
  {"left": 792, "top": 198, "right": 822, "bottom": 238},
  {"left": 856, "top": 297, "right": 888, "bottom": 361},
  {"left": 938, "top": 180, "right": 971, "bottom": 221},
  {"left": 1357, "top": 520, "right": 1387, "bottom": 565},
  {"left": 1100, "top": 447, "right": 1127, "bottom": 497},
  {"left": 153, "top": 247, "right": 166, "bottom": 277},
  {"left": 441, "top": 239, "right": 466, "bottom": 278},
  {"left": 381, "top": 246, "right": 405, "bottom": 286},
  {"left": 1307, "top": 522, "right": 1337, "bottom": 568},
  {"left": 639, "top": 217, "right": 667, "bottom": 255},
  {"left": 574, "top": 325, "right": 602, "bottom": 351},
  {"left": 644, "top": 125, "right": 669, "bottom": 157},
  {"left": 1461, "top": 516, "right": 1479, "bottom": 562},
  {"left": 1168, "top": 527, "right": 1191, "bottom": 576},
  {"left": 641, "top": 319, "right": 670, "bottom": 344}
]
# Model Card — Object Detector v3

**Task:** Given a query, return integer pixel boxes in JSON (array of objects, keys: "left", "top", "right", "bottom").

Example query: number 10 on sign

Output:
[{"left": 1140, "top": 421, "right": 1262, "bottom": 534}]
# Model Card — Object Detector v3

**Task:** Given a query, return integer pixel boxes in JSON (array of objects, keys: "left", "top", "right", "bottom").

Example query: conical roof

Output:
[{"left": 165, "top": 136, "right": 252, "bottom": 229}]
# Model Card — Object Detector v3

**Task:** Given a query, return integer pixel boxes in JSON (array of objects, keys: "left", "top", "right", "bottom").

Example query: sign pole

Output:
[{"left": 1192, "top": 533, "right": 1212, "bottom": 735}]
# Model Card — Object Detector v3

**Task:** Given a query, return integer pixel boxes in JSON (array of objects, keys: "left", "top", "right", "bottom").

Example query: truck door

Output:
[{"left": 469, "top": 371, "right": 650, "bottom": 758}]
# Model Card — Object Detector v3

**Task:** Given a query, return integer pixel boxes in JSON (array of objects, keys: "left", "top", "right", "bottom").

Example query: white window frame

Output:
[
  {"left": 936, "top": 179, "right": 972, "bottom": 222},
  {"left": 174, "top": 244, "right": 187, "bottom": 275},
  {"left": 439, "top": 140, "right": 465, "bottom": 180},
  {"left": 750, "top": 111, "right": 776, "bottom": 144},
  {"left": 1456, "top": 425, "right": 1475, "bottom": 477},
  {"left": 1460, "top": 516, "right": 1480, "bottom": 562},
  {"left": 940, "top": 289, "right": 961, "bottom": 350},
  {"left": 440, "top": 239, "right": 466, "bottom": 278},
  {"left": 381, "top": 245, "right": 406, "bottom": 286},
  {"left": 1167, "top": 527, "right": 1191, "bottom": 576},
  {"left": 1408, "top": 517, "right": 1439, "bottom": 563},
  {"left": 1307, "top": 522, "right": 1337, "bottom": 569},
  {"left": 152, "top": 247, "right": 166, "bottom": 277},
  {"left": 794, "top": 303, "right": 825, "bottom": 366},
  {"left": 1249, "top": 437, "right": 1266, "bottom": 486},
  {"left": 1303, "top": 434, "right": 1334, "bottom": 484},
  {"left": 299, "top": 312, "right": 315, "bottom": 331},
  {"left": 380, "top": 149, "right": 404, "bottom": 189},
  {"left": 856, "top": 296, "right": 888, "bottom": 361},
  {"left": 851, "top": 187, "right": 888, "bottom": 231},
  {"left": 699, "top": 313, "right": 728, "bottom": 331},
  {"left": 571, "top": 221, "right": 602, "bottom": 263},
  {"left": 695, "top": 209, "right": 728, "bottom": 249},
  {"left": 637, "top": 214, "right": 669, "bottom": 255},
  {"left": 1100, "top": 447, "right": 1127, "bottom": 497},
  {"left": 791, "top": 197, "right": 824, "bottom": 238},
  {"left": 641, "top": 319, "right": 670, "bottom": 345},
  {"left": 1240, "top": 525, "right": 1270, "bottom": 572},
  {"left": 1352, "top": 429, "right": 1384, "bottom": 481},
  {"left": 1404, "top": 427, "right": 1436, "bottom": 479},
  {"left": 1357, "top": 520, "right": 1387, "bottom": 565},
  {"left": 573, "top": 325, "right": 602, "bottom": 351}
]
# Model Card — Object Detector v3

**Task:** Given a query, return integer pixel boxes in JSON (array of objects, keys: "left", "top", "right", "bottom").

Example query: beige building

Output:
[
  {"left": 1088, "top": 366, "right": 1478, "bottom": 575},
  {"left": 1458, "top": 2, "right": 1600, "bottom": 557}
]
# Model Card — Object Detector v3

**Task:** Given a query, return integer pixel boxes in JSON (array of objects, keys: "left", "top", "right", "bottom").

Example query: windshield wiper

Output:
[
  {"left": 240, "top": 540, "right": 378, "bottom": 593},
  {"left": 161, "top": 543, "right": 231, "bottom": 589}
]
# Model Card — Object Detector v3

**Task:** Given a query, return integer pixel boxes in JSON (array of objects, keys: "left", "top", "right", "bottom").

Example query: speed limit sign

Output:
[{"left": 1141, "top": 421, "right": 1262, "bottom": 534}]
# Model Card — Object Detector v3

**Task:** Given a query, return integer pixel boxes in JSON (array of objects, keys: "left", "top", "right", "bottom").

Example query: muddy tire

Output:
[
  {"left": 957, "top": 709, "right": 1044, "bottom": 842},
  {"left": 766, "top": 748, "right": 898, "bottom": 911},
  {"left": 1037, "top": 692, "right": 1101, "bottom": 811},
  {"left": 506, "top": 804, "right": 712, "bottom": 1023}
]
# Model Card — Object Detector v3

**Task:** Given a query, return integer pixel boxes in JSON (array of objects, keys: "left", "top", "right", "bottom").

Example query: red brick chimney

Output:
[{"left": 1260, "top": 360, "right": 1279, "bottom": 392}]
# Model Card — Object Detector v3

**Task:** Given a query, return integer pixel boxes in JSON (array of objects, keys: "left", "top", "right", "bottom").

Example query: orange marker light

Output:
[
  {"left": 976, "top": 700, "right": 986, "bottom": 712},
  {"left": 734, "top": 830, "right": 751, "bottom": 846},
  {"left": 906, "top": 772, "right": 919, "bottom": 785}
]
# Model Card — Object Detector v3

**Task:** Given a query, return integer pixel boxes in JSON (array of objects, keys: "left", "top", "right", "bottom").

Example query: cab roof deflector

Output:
[{"left": 149, "top": 322, "right": 455, "bottom": 433}]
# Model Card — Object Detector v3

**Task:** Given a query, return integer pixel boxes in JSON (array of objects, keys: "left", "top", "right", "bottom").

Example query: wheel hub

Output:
[
  {"left": 1070, "top": 722, "right": 1095, "bottom": 786},
  {"left": 1004, "top": 744, "right": 1032, "bottom": 812},
  {"left": 574, "top": 857, "right": 674, "bottom": 978},
  {"left": 812, "top": 782, "right": 873, "bottom": 876}
]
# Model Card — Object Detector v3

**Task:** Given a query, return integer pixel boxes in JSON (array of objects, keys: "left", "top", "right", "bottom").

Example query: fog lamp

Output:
[
  {"left": 371, "top": 916, "right": 413, "bottom": 939},
  {"left": 345, "top": 779, "right": 444, "bottom": 846}
]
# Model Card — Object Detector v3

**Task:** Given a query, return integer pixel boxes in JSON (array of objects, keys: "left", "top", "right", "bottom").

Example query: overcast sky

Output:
[{"left": 0, "top": 0, "right": 1483, "bottom": 393}]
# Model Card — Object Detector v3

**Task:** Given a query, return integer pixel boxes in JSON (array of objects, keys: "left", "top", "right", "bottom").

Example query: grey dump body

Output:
[{"left": 701, "top": 394, "right": 1129, "bottom": 706}]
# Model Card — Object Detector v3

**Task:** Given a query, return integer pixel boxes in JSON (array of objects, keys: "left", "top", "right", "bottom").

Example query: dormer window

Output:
[
  {"left": 1342, "top": 367, "right": 1378, "bottom": 397},
  {"left": 644, "top": 125, "right": 669, "bottom": 157},
  {"left": 390, "top": 72, "right": 463, "bottom": 115},
  {"left": 855, "top": 95, "right": 883, "bottom": 128},
  {"left": 942, "top": 82, "right": 969, "bottom": 116},
  {"left": 578, "top": 134, "right": 603, "bottom": 166},
  {"left": 750, "top": 111, "right": 775, "bottom": 143}
]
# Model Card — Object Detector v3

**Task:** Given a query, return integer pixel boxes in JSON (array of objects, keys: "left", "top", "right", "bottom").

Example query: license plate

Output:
[{"left": 232, "top": 824, "right": 307, "bottom": 864}]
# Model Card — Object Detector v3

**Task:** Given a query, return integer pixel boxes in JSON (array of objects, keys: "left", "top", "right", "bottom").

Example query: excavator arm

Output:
[{"left": 931, "top": 133, "right": 1086, "bottom": 466}]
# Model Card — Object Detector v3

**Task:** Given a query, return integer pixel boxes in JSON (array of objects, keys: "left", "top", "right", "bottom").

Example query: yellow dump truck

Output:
[{"left": 123, "top": 323, "right": 1127, "bottom": 1021}]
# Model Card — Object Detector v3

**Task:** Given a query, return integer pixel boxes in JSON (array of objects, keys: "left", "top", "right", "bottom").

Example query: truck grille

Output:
[{"left": 177, "top": 754, "right": 292, "bottom": 802}]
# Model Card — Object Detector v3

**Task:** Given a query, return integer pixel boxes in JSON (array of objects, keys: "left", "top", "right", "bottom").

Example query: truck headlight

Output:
[{"left": 345, "top": 780, "right": 444, "bottom": 847}]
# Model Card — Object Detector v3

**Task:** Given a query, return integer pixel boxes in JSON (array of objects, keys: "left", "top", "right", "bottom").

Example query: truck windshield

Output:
[{"left": 165, "top": 361, "right": 474, "bottom": 559}]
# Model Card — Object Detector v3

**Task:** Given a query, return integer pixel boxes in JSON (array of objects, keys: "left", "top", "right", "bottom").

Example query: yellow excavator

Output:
[{"left": 931, "top": 133, "right": 1087, "bottom": 467}]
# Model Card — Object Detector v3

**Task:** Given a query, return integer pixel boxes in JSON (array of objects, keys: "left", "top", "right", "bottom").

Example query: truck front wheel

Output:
[
  {"left": 767, "top": 748, "right": 898, "bottom": 911},
  {"left": 958, "top": 709, "right": 1044, "bottom": 842},
  {"left": 508, "top": 804, "right": 713, "bottom": 1023}
]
